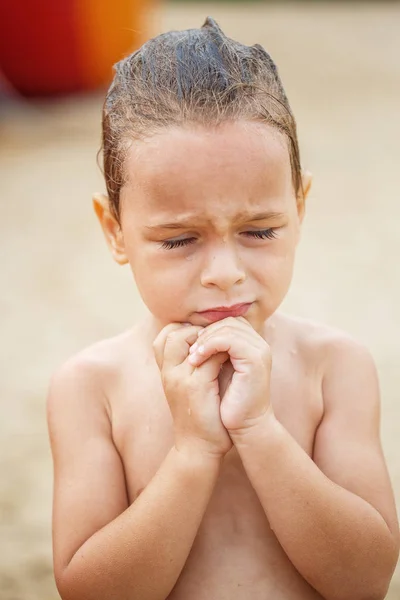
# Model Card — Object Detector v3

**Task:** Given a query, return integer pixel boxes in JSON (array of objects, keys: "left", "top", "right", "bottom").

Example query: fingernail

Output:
[
  {"left": 198, "top": 345, "right": 205, "bottom": 355},
  {"left": 189, "top": 343, "right": 198, "bottom": 354}
]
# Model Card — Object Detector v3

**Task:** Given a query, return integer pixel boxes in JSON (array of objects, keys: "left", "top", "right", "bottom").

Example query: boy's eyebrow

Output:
[{"left": 145, "top": 211, "right": 286, "bottom": 230}]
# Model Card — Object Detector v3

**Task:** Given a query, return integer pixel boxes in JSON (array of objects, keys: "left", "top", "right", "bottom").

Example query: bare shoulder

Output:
[
  {"left": 51, "top": 326, "right": 139, "bottom": 375},
  {"left": 47, "top": 325, "right": 143, "bottom": 424},
  {"left": 273, "top": 311, "right": 376, "bottom": 380}
]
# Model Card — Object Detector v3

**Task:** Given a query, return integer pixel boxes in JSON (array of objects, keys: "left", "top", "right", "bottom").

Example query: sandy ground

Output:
[{"left": 1, "top": 2, "right": 399, "bottom": 598}]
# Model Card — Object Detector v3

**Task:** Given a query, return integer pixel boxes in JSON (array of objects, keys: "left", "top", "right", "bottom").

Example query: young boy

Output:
[{"left": 47, "top": 18, "right": 399, "bottom": 600}]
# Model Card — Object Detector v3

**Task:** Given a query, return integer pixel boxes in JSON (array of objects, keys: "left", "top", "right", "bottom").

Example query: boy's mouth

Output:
[{"left": 197, "top": 302, "right": 252, "bottom": 322}]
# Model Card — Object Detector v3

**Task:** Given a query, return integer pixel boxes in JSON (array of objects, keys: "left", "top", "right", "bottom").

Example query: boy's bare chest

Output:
[
  {"left": 109, "top": 354, "right": 324, "bottom": 599},
  {"left": 111, "top": 352, "right": 323, "bottom": 502}
]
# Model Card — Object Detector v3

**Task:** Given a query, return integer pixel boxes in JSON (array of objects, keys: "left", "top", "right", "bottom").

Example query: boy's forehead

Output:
[{"left": 122, "top": 122, "right": 293, "bottom": 210}]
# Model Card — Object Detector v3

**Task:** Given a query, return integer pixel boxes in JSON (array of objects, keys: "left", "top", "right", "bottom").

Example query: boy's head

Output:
[{"left": 94, "top": 17, "right": 312, "bottom": 331}]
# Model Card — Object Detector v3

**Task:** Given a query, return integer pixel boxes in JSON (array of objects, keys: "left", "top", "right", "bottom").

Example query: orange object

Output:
[{"left": 75, "top": 0, "right": 150, "bottom": 90}]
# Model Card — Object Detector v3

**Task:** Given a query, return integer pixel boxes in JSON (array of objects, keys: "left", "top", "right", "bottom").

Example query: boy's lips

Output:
[{"left": 197, "top": 302, "right": 252, "bottom": 322}]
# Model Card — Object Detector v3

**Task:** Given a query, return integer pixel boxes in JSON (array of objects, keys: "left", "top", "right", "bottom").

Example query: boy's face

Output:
[{"left": 95, "top": 121, "right": 311, "bottom": 333}]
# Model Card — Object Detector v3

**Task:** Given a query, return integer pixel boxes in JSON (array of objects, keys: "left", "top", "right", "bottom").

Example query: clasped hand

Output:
[{"left": 153, "top": 317, "right": 272, "bottom": 459}]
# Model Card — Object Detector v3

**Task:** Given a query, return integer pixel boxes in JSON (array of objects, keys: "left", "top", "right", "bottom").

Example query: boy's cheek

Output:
[{"left": 135, "top": 275, "right": 192, "bottom": 322}]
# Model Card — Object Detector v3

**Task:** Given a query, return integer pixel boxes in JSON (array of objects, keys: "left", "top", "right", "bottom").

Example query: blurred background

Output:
[{"left": 1, "top": 1, "right": 399, "bottom": 598}]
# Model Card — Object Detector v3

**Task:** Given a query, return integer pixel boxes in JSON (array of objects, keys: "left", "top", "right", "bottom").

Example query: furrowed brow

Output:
[
  {"left": 145, "top": 221, "right": 194, "bottom": 231},
  {"left": 145, "top": 211, "right": 285, "bottom": 231},
  {"left": 242, "top": 211, "right": 286, "bottom": 222}
]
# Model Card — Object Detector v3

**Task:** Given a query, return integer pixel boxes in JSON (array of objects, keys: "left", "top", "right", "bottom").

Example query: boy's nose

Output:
[{"left": 200, "top": 244, "right": 246, "bottom": 290}]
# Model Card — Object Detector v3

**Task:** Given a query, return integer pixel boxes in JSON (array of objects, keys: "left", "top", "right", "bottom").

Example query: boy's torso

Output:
[{"left": 91, "top": 312, "right": 329, "bottom": 599}]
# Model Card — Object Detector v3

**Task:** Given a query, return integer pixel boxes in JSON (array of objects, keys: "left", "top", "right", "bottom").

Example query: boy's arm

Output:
[
  {"left": 231, "top": 336, "right": 399, "bottom": 600},
  {"left": 47, "top": 357, "right": 221, "bottom": 600}
]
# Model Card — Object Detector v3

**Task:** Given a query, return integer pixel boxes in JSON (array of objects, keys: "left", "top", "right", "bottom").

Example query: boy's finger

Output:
[
  {"left": 197, "top": 316, "right": 253, "bottom": 339},
  {"left": 153, "top": 323, "right": 186, "bottom": 370},
  {"left": 188, "top": 332, "right": 265, "bottom": 369},
  {"left": 192, "top": 350, "right": 230, "bottom": 382},
  {"left": 162, "top": 327, "right": 204, "bottom": 370},
  {"left": 153, "top": 323, "right": 202, "bottom": 370}
]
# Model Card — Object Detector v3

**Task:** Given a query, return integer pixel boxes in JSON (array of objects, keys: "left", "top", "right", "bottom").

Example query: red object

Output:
[
  {"left": 0, "top": 0, "right": 151, "bottom": 96},
  {"left": 0, "top": 0, "right": 81, "bottom": 95}
]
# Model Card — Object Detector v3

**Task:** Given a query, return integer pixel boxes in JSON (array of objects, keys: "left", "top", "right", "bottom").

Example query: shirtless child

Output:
[{"left": 47, "top": 17, "right": 399, "bottom": 600}]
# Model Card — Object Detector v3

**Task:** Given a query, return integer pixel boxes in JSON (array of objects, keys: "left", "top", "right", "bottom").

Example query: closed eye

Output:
[
  {"left": 161, "top": 237, "right": 196, "bottom": 250},
  {"left": 243, "top": 228, "right": 278, "bottom": 240},
  {"left": 160, "top": 228, "right": 278, "bottom": 250}
]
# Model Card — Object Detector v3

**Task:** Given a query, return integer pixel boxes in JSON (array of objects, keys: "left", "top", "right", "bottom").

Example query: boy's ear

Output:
[
  {"left": 296, "top": 170, "right": 313, "bottom": 224},
  {"left": 92, "top": 193, "right": 128, "bottom": 265}
]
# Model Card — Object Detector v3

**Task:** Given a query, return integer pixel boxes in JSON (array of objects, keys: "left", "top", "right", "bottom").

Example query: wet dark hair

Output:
[{"left": 101, "top": 17, "right": 302, "bottom": 222}]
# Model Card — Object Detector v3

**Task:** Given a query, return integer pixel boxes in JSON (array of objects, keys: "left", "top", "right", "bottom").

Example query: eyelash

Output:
[{"left": 161, "top": 229, "right": 278, "bottom": 250}]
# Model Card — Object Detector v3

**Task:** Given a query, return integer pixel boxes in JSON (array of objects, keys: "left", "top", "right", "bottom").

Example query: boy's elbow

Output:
[
  {"left": 327, "top": 583, "right": 389, "bottom": 600},
  {"left": 55, "top": 573, "right": 74, "bottom": 600},
  {"left": 361, "top": 562, "right": 398, "bottom": 600},
  {"left": 360, "top": 520, "right": 400, "bottom": 600},
  {"left": 352, "top": 586, "right": 391, "bottom": 600},
  {"left": 366, "top": 537, "right": 400, "bottom": 600},
  {"left": 55, "top": 565, "right": 140, "bottom": 600},
  {"left": 359, "top": 583, "right": 391, "bottom": 600},
  {"left": 328, "top": 566, "right": 396, "bottom": 600},
  {"left": 324, "top": 548, "right": 398, "bottom": 600},
  {"left": 55, "top": 565, "right": 94, "bottom": 600},
  {"left": 55, "top": 567, "right": 81, "bottom": 600}
]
